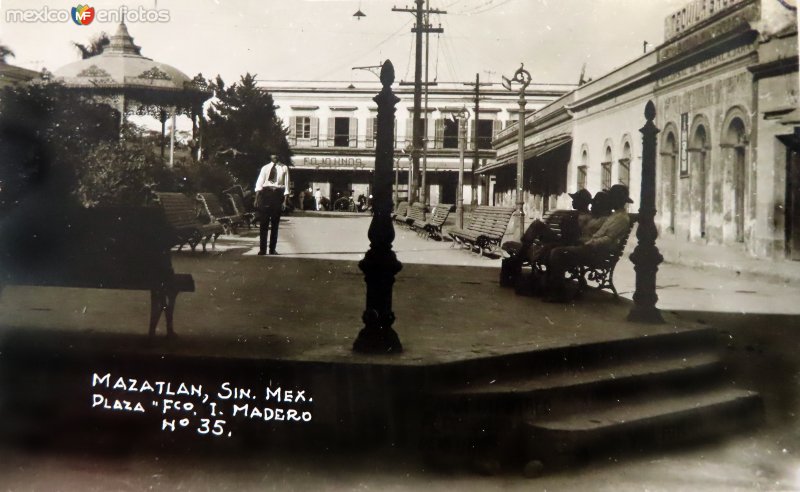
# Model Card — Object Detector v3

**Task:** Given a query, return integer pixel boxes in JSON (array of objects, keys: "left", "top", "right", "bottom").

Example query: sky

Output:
[{"left": 0, "top": 0, "right": 691, "bottom": 87}]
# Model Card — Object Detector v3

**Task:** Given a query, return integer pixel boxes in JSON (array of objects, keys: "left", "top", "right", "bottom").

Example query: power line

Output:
[{"left": 313, "top": 19, "right": 412, "bottom": 81}]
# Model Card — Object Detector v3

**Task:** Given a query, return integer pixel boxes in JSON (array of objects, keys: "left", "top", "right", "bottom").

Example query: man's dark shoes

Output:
[
  {"left": 269, "top": 250, "right": 278, "bottom": 255},
  {"left": 257, "top": 250, "right": 266, "bottom": 256}
]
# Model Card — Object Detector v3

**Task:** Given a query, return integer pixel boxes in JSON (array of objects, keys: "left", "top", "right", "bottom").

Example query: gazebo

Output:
[{"left": 53, "top": 22, "right": 212, "bottom": 166}]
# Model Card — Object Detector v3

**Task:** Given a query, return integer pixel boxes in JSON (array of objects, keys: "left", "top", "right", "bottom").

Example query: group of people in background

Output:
[{"left": 503, "top": 183, "right": 634, "bottom": 302}]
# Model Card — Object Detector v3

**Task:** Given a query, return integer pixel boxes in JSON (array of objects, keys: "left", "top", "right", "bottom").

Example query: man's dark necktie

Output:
[{"left": 268, "top": 165, "right": 277, "bottom": 183}]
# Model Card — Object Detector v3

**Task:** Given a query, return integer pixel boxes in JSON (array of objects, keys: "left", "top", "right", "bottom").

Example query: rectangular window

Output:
[
  {"left": 334, "top": 117, "right": 350, "bottom": 147},
  {"left": 295, "top": 117, "right": 311, "bottom": 139},
  {"left": 443, "top": 118, "right": 460, "bottom": 149},
  {"left": 618, "top": 159, "right": 630, "bottom": 187},
  {"left": 601, "top": 162, "right": 612, "bottom": 190},
  {"left": 476, "top": 119, "right": 494, "bottom": 150},
  {"left": 577, "top": 165, "right": 587, "bottom": 190}
]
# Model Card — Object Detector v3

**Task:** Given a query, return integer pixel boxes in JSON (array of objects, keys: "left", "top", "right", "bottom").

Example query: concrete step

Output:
[
  {"left": 439, "top": 352, "right": 722, "bottom": 402},
  {"left": 422, "top": 327, "right": 719, "bottom": 388},
  {"left": 524, "top": 387, "right": 763, "bottom": 468}
]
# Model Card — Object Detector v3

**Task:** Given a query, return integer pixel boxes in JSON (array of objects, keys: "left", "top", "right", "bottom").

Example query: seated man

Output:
[
  {"left": 527, "top": 189, "right": 612, "bottom": 266},
  {"left": 500, "top": 189, "right": 592, "bottom": 286},
  {"left": 545, "top": 184, "right": 634, "bottom": 302}
]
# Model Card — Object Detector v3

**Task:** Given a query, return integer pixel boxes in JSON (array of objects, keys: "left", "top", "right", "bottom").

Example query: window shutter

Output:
[
  {"left": 289, "top": 116, "right": 297, "bottom": 146},
  {"left": 434, "top": 118, "right": 444, "bottom": 149},
  {"left": 406, "top": 117, "right": 413, "bottom": 146},
  {"left": 493, "top": 120, "right": 502, "bottom": 137},
  {"left": 327, "top": 118, "right": 335, "bottom": 147},
  {"left": 394, "top": 118, "right": 398, "bottom": 147},
  {"left": 349, "top": 117, "right": 358, "bottom": 147},
  {"left": 309, "top": 117, "right": 319, "bottom": 147},
  {"left": 366, "top": 117, "right": 375, "bottom": 148}
]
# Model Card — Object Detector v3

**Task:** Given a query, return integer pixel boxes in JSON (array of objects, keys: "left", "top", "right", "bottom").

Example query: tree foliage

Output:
[
  {"left": 0, "top": 82, "right": 120, "bottom": 213},
  {"left": 0, "top": 43, "right": 14, "bottom": 63},
  {"left": 75, "top": 125, "right": 176, "bottom": 207},
  {"left": 72, "top": 32, "right": 110, "bottom": 59},
  {"left": 204, "top": 73, "right": 291, "bottom": 186}
]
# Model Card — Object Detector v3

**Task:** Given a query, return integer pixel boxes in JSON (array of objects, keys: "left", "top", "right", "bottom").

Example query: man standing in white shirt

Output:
[
  {"left": 254, "top": 154, "right": 290, "bottom": 255},
  {"left": 314, "top": 188, "right": 322, "bottom": 211}
]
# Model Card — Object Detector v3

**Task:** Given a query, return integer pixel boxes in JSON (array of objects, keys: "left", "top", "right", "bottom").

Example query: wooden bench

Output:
[
  {"left": 447, "top": 206, "right": 516, "bottom": 256},
  {"left": 196, "top": 192, "right": 244, "bottom": 234},
  {"left": 391, "top": 201, "right": 409, "bottom": 224},
  {"left": 0, "top": 205, "right": 195, "bottom": 337},
  {"left": 527, "top": 213, "right": 638, "bottom": 297},
  {"left": 155, "top": 192, "right": 223, "bottom": 252},
  {"left": 414, "top": 203, "right": 453, "bottom": 239},
  {"left": 224, "top": 186, "right": 255, "bottom": 229},
  {"left": 405, "top": 202, "right": 427, "bottom": 229},
  {"left": 501, "top": 209, "right": 581, "bottom": 265}
]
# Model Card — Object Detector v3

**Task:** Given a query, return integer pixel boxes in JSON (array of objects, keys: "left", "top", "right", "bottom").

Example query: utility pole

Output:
[
  {"left": 393, "top": 1, "right": 445, "bottom": 205},
  {"left": 464, "top": 73, "right": 491, "bottom": 206}
]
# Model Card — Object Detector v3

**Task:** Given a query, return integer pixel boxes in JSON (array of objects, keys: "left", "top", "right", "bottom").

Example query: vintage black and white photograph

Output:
[{"left": 0, "top": 0, "right": 799, "bottom": 490}]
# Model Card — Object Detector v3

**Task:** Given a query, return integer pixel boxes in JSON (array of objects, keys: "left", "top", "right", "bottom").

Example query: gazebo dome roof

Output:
[{"left": 53, "top": 22, "right": 200, "bottom": 94}]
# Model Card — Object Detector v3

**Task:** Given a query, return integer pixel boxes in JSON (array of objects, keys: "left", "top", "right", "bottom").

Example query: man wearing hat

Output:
[
  {"left": 545, "top": 184, "right": 634, "bottom": 301},
  {"left": 500, "top": 188, "right": 593, "bottom": 287}
]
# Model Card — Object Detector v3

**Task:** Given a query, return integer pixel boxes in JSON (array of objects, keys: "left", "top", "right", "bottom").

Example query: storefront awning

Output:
[{"left": 479, "top": 134, "right": 572, "bottom": 174}]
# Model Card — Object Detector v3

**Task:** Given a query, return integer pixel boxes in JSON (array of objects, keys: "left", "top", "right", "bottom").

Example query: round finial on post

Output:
[
  {"left": 644, "top": 100, "right": 656, "bottom": 122},
  {"left": 380, "top": 60, "right": 395, "bottom": 88}
]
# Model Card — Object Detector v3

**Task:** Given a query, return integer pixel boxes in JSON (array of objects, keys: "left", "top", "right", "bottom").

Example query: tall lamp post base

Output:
[{"left": 353, "top": 247, "right": 403, "bottom": 354}]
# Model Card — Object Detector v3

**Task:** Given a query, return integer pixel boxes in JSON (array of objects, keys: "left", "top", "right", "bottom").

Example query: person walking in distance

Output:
[
  {"left": 314, "top": 187, "right": 322, "bottom": 211},
  {"left": 255, "top": 154, "right": 290, "bottom": 255}
]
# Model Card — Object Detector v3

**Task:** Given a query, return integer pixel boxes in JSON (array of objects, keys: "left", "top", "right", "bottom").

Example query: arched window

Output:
[
  {"left": 619, "top": 141, "right": 631, "bottom": 186},
  {"left": 601, "top": 145, "right": 613, "bottom": 189},
  {"left": 577, "top": 148, "right": 588, "bottom": 190}
]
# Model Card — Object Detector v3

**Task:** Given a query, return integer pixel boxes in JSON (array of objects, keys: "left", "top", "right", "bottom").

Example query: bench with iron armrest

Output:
[
  {"left": 196, "top": 192, "right": 244, "bottom": 234},
  {"left": 414, "top": 204, "right": 453, "bottom": 239},
  {"left": 0, "top": 205, "right": 195, "bottom": 337},
  {"left": 224, "top": 188, "right": 255, "bottom": 229},
  {"left": 500, "top": 209, "right": 580, "bottom": 272},
  {"left": 405, "top": 202, "right": 427, "bottom": 230},
  {"left": 571, "top": 213, "right": 638, "bottom": 297},
  {"left": 155, "top": 192, "right": 223, "bottom": 252},
  {"left": 391, "top": 201, "right": 410, "bottom": 224},
  {"left": 530, "top": 213, "right": 638, "bottom": 297},
  {"left": 447, "top": 206, "right": 516, "bottom": 257}
]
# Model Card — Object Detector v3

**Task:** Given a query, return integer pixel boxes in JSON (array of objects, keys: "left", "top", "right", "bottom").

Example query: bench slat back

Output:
[
  {"left": 464, "top": 206, "right": 515, "bottom": 239},
  {"left": 407, "top": 203, "right": 426, "bottom": 222},
  {"left": 227, "top": 193, "right": 247, "bottom": 216},
  {"left": 155, "top": 192, "right": 201, "bottom": 230},
  {"left": 429, "top": 204, "right": 452, "bottom": 227},
  {"left": 197, "top": 192, "right": 228, "bottom": 219},
  {"left": 394, "top": 201, "right": 409, "bottom": 216}
]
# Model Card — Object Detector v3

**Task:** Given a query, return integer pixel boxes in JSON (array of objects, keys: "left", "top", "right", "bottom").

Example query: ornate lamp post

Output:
[
  {"left": 502, "top": 63, "right": 532, "bottom": 240},
  {"left": 353, "top": 60, "right": 404, "bottom": 353},
  {"left": 455, "top": 106, "right": 469, "bottom": 228},
  {"left": 628, "top": 101, "right": 665, "bottom": 323}
]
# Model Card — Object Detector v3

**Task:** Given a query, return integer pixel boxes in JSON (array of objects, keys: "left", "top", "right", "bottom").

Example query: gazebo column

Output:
[
  {"left": 117, "top": 94, "right": 127, "bottom": 138},
  {"left": 169, "top": 106, "right": 177, "bottom": 168},
  {"left": 159, "top": 108, "right": 167, "bottom": 159}
]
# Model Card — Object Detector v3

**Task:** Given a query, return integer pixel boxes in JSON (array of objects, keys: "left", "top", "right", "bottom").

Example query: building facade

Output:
[
  {"left": 490, "top": 0, "right": 798, "bottom": 260},
  {"left": 260, "top": 81, "right": 572, "bottom": 207}
]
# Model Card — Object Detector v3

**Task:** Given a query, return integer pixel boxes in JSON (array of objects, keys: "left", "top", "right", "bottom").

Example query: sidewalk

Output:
[{"left": 643, "top": 233, "right": 800, "bottom": 283}]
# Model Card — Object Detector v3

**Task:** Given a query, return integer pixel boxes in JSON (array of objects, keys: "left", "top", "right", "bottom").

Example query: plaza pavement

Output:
[{"left": 0, "top": 212, "right": 799, "bottom": 491}]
